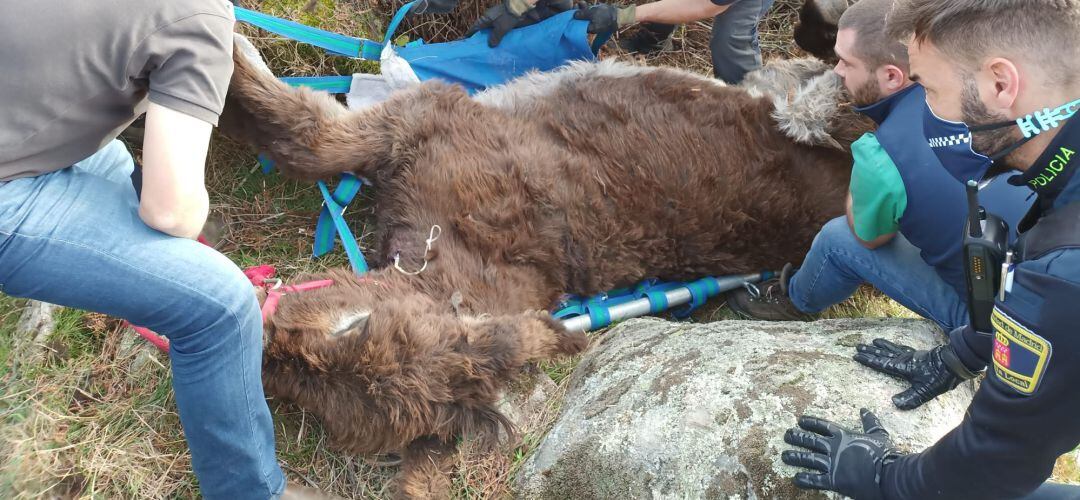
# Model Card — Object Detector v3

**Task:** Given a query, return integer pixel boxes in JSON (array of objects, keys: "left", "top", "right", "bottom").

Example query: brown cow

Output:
[{"left": 219, "top": 52, "right": 870, "bottom": 497}]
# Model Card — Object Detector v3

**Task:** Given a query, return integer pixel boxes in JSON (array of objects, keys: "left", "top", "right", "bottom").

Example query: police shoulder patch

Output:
[{"left": 992, "top": 307, "right": 1053, "bottom": 395}]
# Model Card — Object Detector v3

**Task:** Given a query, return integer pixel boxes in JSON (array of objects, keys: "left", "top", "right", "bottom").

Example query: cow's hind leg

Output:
[{"left": 219, "top": 46, "right": 490, "bottom": 183}]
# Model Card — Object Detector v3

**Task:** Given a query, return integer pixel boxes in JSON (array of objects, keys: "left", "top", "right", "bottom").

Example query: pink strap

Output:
[
  {"left": 127, "top": 323, "right": 170, "bottom": 352},
  {"left": 261, "top": 279, "right": 335, "bottom": 323},
  {"left": 244, "top": 265, "right": 277, "bottom": 286},
  {"left": 124, "top": 265, "right": 333, "bottom": 352}
]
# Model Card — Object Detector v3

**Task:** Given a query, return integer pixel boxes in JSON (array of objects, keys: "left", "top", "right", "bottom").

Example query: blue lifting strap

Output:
[
  {"left": 257, "top": 154, "right": 275, "bottom": 174},
  {"left": 382, "top": 2, "right": 416, "bottom": 44},
  {"left": 315, "top": 177, "right": 369, "bottom": 275},
  {"left": 672, "top": 277, "right": 722, "bottom": 319},
  {"left": 279, "top": 75, "right": 355, "bottom": 94},
  {"left": 313, "top": 174, "right": 365, "bottom": 257},
  {"left": 550, "top": 276, "right": 728, "bottom": 325},
  {"left": 234, "top": 6, "right": 384, "bottom": 60}
]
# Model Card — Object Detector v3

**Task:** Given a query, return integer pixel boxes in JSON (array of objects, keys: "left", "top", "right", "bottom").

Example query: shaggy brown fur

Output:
[{"left": 220, "top": 49, "right": 871, "bottom": 497}]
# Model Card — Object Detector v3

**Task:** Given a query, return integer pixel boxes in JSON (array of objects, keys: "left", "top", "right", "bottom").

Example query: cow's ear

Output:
[{"left": 772, "top": 71, "right": 847, "bottom": 149}]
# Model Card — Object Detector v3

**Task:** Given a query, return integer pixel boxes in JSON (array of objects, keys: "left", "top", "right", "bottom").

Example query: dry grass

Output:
[{"left": 2, "top": 0, "right": 1075, "bottom": 498}]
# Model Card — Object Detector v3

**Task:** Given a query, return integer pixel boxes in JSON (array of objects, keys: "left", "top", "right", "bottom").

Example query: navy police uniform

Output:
[
  {"left": 857, "top": 84, "right": 1032, "bottom": 297},
  {"left": 881, "top": 116, "right": 1080, "bottom": 499}
]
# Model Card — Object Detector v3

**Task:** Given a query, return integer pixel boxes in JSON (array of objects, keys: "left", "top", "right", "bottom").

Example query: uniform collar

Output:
[
  {"left": 853, "top": 84, "right": 922, "bottom": 125},
  {"left": 1010, "top": 116, "right": 1080, "bottom": 205},
  {"left": 1010, "top": 115, "right": 1080, "bottom": 232}
]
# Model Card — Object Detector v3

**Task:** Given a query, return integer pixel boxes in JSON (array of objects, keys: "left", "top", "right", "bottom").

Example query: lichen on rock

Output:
[{"left": 517, "top": 317, "right": 976, "bottom": 499}]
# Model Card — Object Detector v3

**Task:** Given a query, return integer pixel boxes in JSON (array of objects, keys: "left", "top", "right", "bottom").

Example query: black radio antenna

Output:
[{"left": 966, "top": 180, "right": 983, "bottom": 238}]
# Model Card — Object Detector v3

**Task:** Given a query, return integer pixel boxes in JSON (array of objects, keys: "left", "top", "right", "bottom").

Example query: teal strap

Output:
[
  {"left": 672, "top": 277, "right": 722, "bottom": 319},
  {"left": 382, "top": 2, "right": 416, "bottom": 46},
  {"left": 588, "top": 304, "right": 612, "bottom": 329},
  {"left": 552, "top": 274, "right": 754, "bottom": 327},
  {"left": 313, "top": 174, "right": 365, "bottom": 258},
  {"left": 645, "top": 290, "right": 669, "bottom": 314},
  {"left": 257, "top": 154, "right": 274, "bottom": 174},
  {"left": 315, "top": 178, "right": 369, "bottom": 275},
  {"left": 280, "top": 76, "right": 354, "bottom": 94},
  {"left": 234, "top": 6, "right": 383, "bottom": 60},
  {"left": 552, "top": 300, "right": 586, "bottom": 319},
  {"left": 638, "top": 280, "right": 681, "bottom": 314}
]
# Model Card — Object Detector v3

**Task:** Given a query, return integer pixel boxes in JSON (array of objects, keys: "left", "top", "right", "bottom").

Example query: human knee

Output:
[
  {"left": 811, "top": 217, "right": 861, "bottom": 251},
  {"left": 170, "top": 267, "right": 261, "bottom": 346},
  {"left": 210, "top": 271, "right": 262, "bottom": 329}
]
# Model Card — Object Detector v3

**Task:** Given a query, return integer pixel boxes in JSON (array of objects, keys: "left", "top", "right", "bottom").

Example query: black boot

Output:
[
  {"left": 618, "top": 23, "right": 676, "bottom": 54},
  {"left": 727, "top": 263, "right": 814, "bottom": 321}
]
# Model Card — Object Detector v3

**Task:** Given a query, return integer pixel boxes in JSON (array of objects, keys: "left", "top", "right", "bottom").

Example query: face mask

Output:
[{"left": 923, "top": 98, "right": 1080, "bottom": 183}]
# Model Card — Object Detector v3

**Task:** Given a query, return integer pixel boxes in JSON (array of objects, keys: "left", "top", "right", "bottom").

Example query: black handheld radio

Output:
[{"left": 963, "top": 180, "right": 1009, "bottom": 332}]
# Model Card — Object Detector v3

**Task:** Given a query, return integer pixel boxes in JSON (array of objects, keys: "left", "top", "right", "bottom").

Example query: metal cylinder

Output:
[{"left": 560, "top": 272, "right": 768, "bottom": 332}]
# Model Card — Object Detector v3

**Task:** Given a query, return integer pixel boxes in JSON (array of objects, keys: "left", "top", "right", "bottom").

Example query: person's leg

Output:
[
  {"left": 71, "top": 139, "right": 140, "bottom": 186},
  {"left": 0, "top": 141, "right": 285, "bottom": 500},
  {"left": 788, "top": 217, "right": 969, "bottom": 331},
  {"left": 709, "top": 0, "right": 775, "bottom": 84}
]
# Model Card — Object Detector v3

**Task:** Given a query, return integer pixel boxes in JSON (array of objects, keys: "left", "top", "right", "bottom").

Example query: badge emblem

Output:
[{"left": 991, "top": 307, "right": 1052, "bottom": 395}]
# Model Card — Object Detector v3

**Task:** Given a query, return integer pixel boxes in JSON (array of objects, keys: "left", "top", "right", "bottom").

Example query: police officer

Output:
[
  {"left": 780, "top": 1, "right": 1080, "bottom": 498},
  {"left": 726, "top": 0, "right": 1031, "bottom": 346}
]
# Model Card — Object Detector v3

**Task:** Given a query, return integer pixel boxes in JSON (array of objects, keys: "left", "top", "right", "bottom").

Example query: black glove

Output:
[
  {"left": 572, "top": 3, "right": 636, "bottom": 34},
  {"left": 410, "top": 0, "right": 459, "bottom": 15},
  {"left": 782, "top": 409, "right": 903, "bottom": 500},
  {"left": 854, "top": 339, "right": 978, "bottom": 410},
  {"left": 520, "top": 0, "right": 582, "bottom": 26},
  {"left": 466, "top": 0, "right": 535, "bottom": 47}
]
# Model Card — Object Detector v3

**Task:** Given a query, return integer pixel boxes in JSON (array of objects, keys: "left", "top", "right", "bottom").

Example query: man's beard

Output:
[
  {"left": 848, "top": 77, "right": 883, "bottom": 107},
  {"left": 961, "top": 75, "right": 1023, "bottom": 171}
]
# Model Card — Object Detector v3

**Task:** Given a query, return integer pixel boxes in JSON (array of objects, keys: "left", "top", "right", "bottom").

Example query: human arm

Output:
[
  {"left": 138, "top": 103, "right": 212, "bottom": 239},
  {"left": 846, "top": 192, "right": 894, "bottom": 249},
  {"left": 847, "top": 134, "right": 903, "bottom": 249},
  {"left": 883, "top": 268, "right": 1080, "bottom": 497},
  {"left": 127, "top": 11, "right": 234, "bottom": 238},
  {"left": 467, "top": 0, "right": 539, "bottom": 47},
  {"left": 634, "top": 0, "right": 731, "bottom": 25},
  {"left": 781, "top": 408, "right": 902, "bottom": 500},
  {"left": 573, "top": 0, "right": 730, "bottom": 34},
  {"left": 873, "top": 255, "right": 1080, "bottom": 498},
  {"left": 852, "top": 335, "right": 980, "bottom": 410}
]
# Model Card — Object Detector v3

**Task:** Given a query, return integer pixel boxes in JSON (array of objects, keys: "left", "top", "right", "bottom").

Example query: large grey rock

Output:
[{"left": 517, "top": 317, "right": 976, "bottom": 499}]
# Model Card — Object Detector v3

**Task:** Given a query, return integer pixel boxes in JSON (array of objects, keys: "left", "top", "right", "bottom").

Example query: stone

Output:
[
  {"left": 517, "top": 317, "right": 976, "bottom": 499},
  {"left": 12, "top": 300, "right": 60, "bottom": 366}
]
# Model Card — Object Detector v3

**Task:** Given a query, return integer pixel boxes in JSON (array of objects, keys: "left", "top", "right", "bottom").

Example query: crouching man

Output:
[
  {"left": 727, "top": 0, "right": 1031, "bottom": 356},
  {"left": 780, "top": 1, "right": 1080, "bottom": 498}
]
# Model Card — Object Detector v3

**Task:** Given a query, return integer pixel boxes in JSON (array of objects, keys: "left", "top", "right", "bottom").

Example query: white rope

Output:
[{"left": 393, "top": 225, "right": 442, "bottom": 276}]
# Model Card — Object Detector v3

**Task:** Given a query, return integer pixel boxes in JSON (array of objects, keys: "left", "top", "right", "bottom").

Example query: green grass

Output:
[{"left": 0, "top": 295, "right": 25, "bottom": 379}]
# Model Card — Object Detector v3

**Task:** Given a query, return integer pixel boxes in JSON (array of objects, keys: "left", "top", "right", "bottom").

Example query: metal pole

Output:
[{"left": 560, "top": 272, "right": 770, "bottom": 332}]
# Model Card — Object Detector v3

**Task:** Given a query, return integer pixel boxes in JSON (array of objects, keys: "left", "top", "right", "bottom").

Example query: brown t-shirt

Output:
[{"left": 0, "top": 0, "right": 235, "bottom": 181}]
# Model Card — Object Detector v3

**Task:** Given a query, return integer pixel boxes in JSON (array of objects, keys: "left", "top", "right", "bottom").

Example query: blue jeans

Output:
[
  {"left": 631, "top": 0, "right": 773, "bottom": 84},
  {"left": 788, "top": 217, "right": 969, "bottom": 332},
  {"left": 710, "top": 0, "right": 776, "bottom": 84},
  {"left": 0, "top": 141, "right": 285, "bottom": 499}
]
